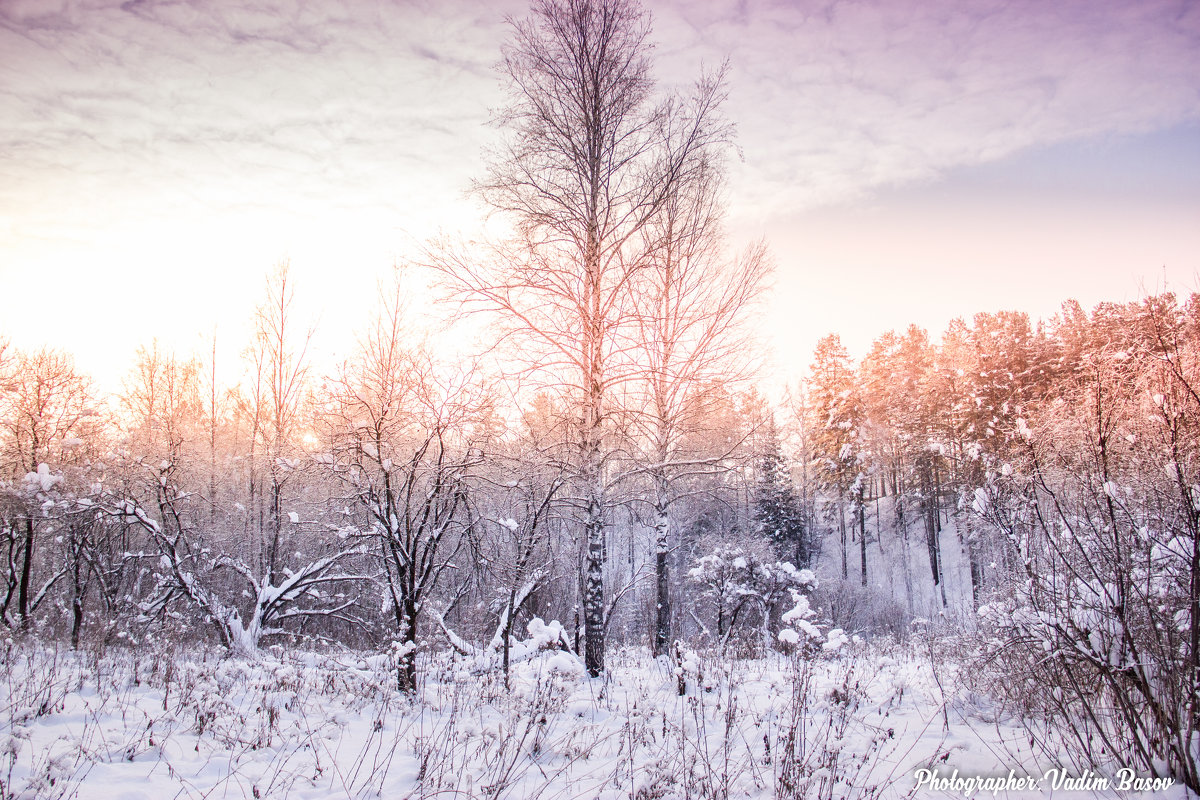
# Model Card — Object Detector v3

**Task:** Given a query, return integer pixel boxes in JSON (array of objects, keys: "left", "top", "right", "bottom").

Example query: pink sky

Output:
[{"left": 1, "top": 0, "right": 1197, "bottom": 390}]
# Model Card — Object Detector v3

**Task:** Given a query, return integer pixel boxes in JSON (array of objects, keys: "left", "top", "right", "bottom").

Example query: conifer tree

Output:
[
  {"left": 753, "top": 416, "right": 809, "bottom": 567},
  {"left": 808, "top": 334, "right": 861, "bottom": 581}
]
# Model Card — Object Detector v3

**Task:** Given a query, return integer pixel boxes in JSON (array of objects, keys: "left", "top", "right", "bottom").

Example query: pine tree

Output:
[
  {"left": 808, "top": 334, "right": 861, "bottom": 580},
  {"left": 753, "top": 416, "right": 809, "bottom": 567}
]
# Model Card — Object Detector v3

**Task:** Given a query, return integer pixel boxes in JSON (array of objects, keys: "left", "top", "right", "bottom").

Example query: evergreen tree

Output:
[
  {"left": 753, "top": 416, "right": 809, "bottom": 567},
  {"left": 808, "top": 334, "right": 861, "bottom": 581}
]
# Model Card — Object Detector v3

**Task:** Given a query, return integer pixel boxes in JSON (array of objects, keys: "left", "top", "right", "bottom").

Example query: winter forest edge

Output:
[{"left": 1, "top": 0, "right": 1197, "bottom": 798}]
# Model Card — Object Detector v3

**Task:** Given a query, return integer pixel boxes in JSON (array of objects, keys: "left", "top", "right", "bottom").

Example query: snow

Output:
[
  {"left": 781, "top": 594, "right": 813, "bottom": 625},
  {"left": 506, "top": 617, "right": 576, "bottom": 666},
  {"left": 822, "top": 627, "right": 849, "bottom": 651},
  {"left": 24, "top": 463, "right": 60, "bottom": 493},
  {"left": 3, "top": 641, "right": 1177, "bottom": 800},
  {"left": 972, "top": 487, "right": 990, "bottom": 516}
]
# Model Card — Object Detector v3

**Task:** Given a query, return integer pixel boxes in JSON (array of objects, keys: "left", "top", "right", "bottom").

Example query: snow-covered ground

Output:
[{"left": 0, "top": 637, "right": 1188, "bottom": 799}]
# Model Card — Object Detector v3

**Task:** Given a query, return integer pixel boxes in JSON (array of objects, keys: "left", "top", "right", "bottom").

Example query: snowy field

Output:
[{"left": 0, "top": 635, "right": 1188, "bottom": 800}]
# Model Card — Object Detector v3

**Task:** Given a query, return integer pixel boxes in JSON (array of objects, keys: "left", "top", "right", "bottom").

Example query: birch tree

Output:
[
  {"left": 631, "top": 162, "right": 767, "bottom": 655},
  {"left": 434, "top": 0, "right": 731, "bottom": 675}
]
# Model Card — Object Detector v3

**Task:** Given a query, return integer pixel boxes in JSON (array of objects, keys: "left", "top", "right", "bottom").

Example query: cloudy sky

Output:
[{"left": 1, "top": 0, "right": 1198, "bottom": 390}]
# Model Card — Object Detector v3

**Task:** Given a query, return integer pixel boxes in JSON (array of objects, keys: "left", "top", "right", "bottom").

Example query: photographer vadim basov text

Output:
[{"left": 913, "top": 767, "right": 1176, "bottom": 795}]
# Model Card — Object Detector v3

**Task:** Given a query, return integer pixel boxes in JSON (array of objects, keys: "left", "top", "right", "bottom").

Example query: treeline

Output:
[
  {"left": 801, "top": 292, "right": 1200, "bottom": 788},
  {"left": 0, "top": 266, "right": 794, "bottom": 683},
  {"left": 1, "top": 283, "right": 1197, "bottom": 785},
  {"left": 802, "top": 295, "right": 1198, "bottom": 601}
]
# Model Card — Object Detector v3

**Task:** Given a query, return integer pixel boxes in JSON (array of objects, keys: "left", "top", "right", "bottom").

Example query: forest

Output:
[{"left": 1, "top": 0, "right": 1197, "bottom": 797}]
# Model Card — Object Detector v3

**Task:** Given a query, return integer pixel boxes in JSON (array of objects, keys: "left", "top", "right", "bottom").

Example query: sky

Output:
[{"left": 1, "top": 0, "right": 1198, "bottom": 394}]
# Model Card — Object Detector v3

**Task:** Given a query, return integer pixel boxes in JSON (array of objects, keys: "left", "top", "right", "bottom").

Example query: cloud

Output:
[
  {"left": 0, "top": 0, "right": 526, "bottom": 248},
  {"left": 0, "top": 0, "right": 1196, "bottom": 249},
  {"left": 652, "top": 0, "right": 1200, "bottom": 219}
]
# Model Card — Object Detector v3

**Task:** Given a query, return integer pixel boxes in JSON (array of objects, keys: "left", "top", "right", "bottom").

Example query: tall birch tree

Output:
[{"left": 435, "top": 0, "right": 731, "bottom": 675}]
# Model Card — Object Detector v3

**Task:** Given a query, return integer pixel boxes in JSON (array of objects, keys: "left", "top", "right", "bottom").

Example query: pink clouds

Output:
[
  {"left": 650, "top": 0, "right": 1200, "bottom": 218},
  {"left": 1, "top": 0, "right": 1195, "bottom": 237}
]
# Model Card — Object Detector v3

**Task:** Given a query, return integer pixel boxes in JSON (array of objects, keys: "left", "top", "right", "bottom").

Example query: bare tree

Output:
[
  {"left": 112, "top": 473, "right": 367, "bottom": 655},
  {"left": 467, "top": 468, "right": 565, "bottom": 686},
  {"left": 434, "top": 0, "right": 732, "bottom": 676},
  {"left": 204, "top": 330, "right": 225, "bottom": 524},
  {"left": 106, "top": 271, "right": 364, "bottom": 656},
  {"left": 243, "top": 261, "right": 313, "bottom": 584},
  {"left": 120, "top": 341, "right": 201, "bottom": 467},
  {"left": 324, "top": 283, "right": 487, "bottom": 691},
  {"left": 0, "top": 348, "right": 97, "bottom": 627},
  {"left": 630, "top": 161, "right": 768, "bottom": 655}
]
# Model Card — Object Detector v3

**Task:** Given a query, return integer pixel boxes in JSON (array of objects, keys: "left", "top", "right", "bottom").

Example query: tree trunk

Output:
[
  {"left": 17, "top": 517, "right": 33, "bottom": 628},
  {"left": 858, "top": 485, "right": 868, "bottom": 587},
  {"left": 248, "top": 448, "right": 259, "bottom": 569},
  {"left": 398, "top": 594, "right": 418, "bottom": 693},
  {"left": 581, "top": 392, "right": 606, "bottom": 675},
  {"left": 920, "top": 459, "right": 946, "bottom": 609},
  {"left": 70, "top": 535, "right": 84, "bottom": 649},
  {"left": 653, "top": 475, "right": 670, "bottom": 657},
  {"left": 268, "top": 476, "right": 282, "bottom": 583},
  {"left": 1, "top": 535, "right": 16, "bottom": 621},
  {"left": 838, "top": 498, "right": 848, "bottom": 581},
  {"left": 209, "top": 336, "right": 218, "bottom": 526},
  {"left": 581, "top": 234, "right": 606, "bottom": 676},
  {"left": 759, "top": 599, "right": 772, "bottom": 655},
  {"left": 961, "top": 510, "right": 983, "bottom": 610},
  {"left": 502, "top": 582, "right": 519, "bottom": 688},
  {"left": 584, "top": 493, "right": 605, "bottom": 676},
  {"left": 895, "top": 498, "right": 915, "bottom": 617}
]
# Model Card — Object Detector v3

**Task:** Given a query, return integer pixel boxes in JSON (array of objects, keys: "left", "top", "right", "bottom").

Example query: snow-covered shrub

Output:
[
  {"left": 688, "top": 542, "right": 817, "bottom": 654},
  {"left": 671, "top": 641, "right": 705, "bottom": 696},
  {"left": 505, "top": 619, "right": 585, "bottom": 705},
  {"left": 777, "top": 589, "right": 850, "bottom": 658},
  {"left": 775, "top": 657, "right": 911, "bottom": 800},
  {"left": 972, "top": 348, "right": 1200, "bottom": 792},
  {"left": 441, "top": 614, "right": 584, "bottom": 703},
  {"left": 814, "top": 579, "right": 910, "bottom": 640}
]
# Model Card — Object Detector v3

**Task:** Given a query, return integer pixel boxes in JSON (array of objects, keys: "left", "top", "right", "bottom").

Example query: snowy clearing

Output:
[{"left": 0, "top": 638, "right": 1188, "bottom": 800}]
